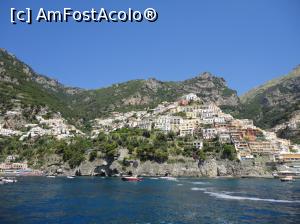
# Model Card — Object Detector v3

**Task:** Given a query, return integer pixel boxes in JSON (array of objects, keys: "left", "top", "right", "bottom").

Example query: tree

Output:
[
  {"left": 172, "top": 111, "right": 187, "bottom": 118},
  {"left": 222, "top": 144, "right": 236, "bottom": 160},
  {"left": 69, "top": 152, "right": 85, "bottom": 168},
  {"left": 156, "top": 132, "right": 167, "bottom": 141},
  {"left": 97, "top": 132, "right": 107, "bottom": 141},
  {"left": 167, "top": 131, "right": 176, "bottom": 140},
  {"left": 183, "top": 145, "right": 195, "bottom": 157},
  {"left": 198, "top": 150, "right": 206, "bottom": 161},
  {"left": 154, "top": 148, "right": 168, "bottom": 163},
  {"left": 89, "top": 151, "right": 97, "bottom": 161},
  {"left": 142, "top": 130, "right": 151, "bottom": 138}
]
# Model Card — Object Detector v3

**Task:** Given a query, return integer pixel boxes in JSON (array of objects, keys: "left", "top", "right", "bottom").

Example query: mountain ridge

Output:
[
  {"left": 239, "top": 65, "right": 300, "bottom": 130},
  {"left": 241, "top": 65, "right": 300, "bottom": 103},
  {"left": 0, "top": 48, "right": 239, "bottom": 120},
  {"left": 1, "top": 48, "right": 299, "bottom": 143}
]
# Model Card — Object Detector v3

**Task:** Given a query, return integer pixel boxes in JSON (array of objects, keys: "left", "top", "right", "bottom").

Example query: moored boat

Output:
[
  {"left": 275, "top": 170, "right": 300, "bottom": 179},
  {"left": 46, "top": 175, "right": 56, "bottom": 178},
  {"left": 0, "top": 169, "right": 43, "bottom": 177},
  {"left": 280, "top": 176, "right": 294, "bottom": 182},
  {"left": 2, "top": 177, "right": 17, "bottom": 183},
  {"left": 121, "top": 176, "right": 142, "bottom": 181},
  {"left": 67, "top": 176, "right": 75, "bottom": 179}
]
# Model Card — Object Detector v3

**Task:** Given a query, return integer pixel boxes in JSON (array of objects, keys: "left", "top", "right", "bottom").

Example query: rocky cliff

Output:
[{"left": 40, "top": 148, "right": 274, "bottom": 178}]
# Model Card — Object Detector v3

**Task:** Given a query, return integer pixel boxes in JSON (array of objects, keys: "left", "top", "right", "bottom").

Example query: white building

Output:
[
  {"left": 179, "top": 119, "right": 200, "bottom": 136},
  {"left": 202, "top": 128, "right": 218, "bottom": 139},
  {"left": 0, "top": 128, "right": 22, "bottom": 137},
  {"left": 19, "top": 127, "right": 47, "bottom": 140},
  {"left": 193, "top": 140, "right": 203, "bottom": 149},
  {"left": 137, "top": 118, "right": 153, "bottom": 130},
  {"left": 182, "top": 93, "right": 200, "bottom": 101},
  {"left": 218, "top": 133, "right": 231, "bottom": 143},
  {"left": 154, "top": 115, "right": 182, "bottom": 133},
  {"left": 214, "top": 117, "right": 225, "bottom": 124}
]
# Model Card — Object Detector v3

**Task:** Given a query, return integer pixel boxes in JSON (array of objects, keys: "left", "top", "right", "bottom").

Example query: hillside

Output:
[
  {"left": 74, "top": 72, "right": 239, "bottom": 118},
  {"left": 0, "top": 49, "right": 85, "bottom": 122},
  {"left": 0, "top": 49, "right": 239, "bottom": 122},
  {"left": 240, "top": 65, "right": 300, "bottom": 129},
  {"left": 1, "top": 48, "right": 298, "bottom": 142}
]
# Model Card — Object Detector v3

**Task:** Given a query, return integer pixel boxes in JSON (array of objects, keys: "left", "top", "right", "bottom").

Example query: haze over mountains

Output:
[{"left": 0, "top": 48, "right": 299, "bottom": 142}]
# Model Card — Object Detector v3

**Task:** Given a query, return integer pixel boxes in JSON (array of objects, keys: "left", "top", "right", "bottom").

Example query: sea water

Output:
[{"left": 0, "top": 177, "right": 299, "bottom": 223}]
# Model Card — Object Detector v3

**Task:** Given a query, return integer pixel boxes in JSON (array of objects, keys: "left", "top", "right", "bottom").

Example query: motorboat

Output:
[
  {"left": 275, "top": 170, "right": 300, "bottom": 179},
  {"left": 159, "top": 176, "right": 177, "bottom": 181},
  {"left": 280, "top": 176, "right": 294, "bottom": 182},
  {"left": 121, "top": 176, "right": 142, "bottom": 181},
  {"left": 67, "top": 176, "right": 75, "bottom": 179},
  {"left": 46, "top": 175, "right": 56, "bottom": 178},
  {"left": 2, "top": 177, "right": 17, "bottom": 183}
]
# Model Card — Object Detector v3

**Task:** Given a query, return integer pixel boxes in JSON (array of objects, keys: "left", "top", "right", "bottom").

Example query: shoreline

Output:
[{"left": 2, "top": 173, "right": 275, "bottom": 179}]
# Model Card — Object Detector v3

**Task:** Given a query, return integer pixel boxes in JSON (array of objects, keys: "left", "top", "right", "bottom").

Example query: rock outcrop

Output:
[{"left": 41, "top": 153, "right": 274, "bottom": 178}]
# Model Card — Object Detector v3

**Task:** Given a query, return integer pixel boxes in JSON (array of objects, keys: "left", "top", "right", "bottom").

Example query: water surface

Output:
[{"left": 0, "top": 177, "right": 299, "bottom": 223}]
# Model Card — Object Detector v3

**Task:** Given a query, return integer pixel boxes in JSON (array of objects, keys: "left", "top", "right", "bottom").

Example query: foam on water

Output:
[
  {"left": 204, "top": 191, "right": 300, "bottom": 203},
  {"left": 190, "top": 187, "right": 207, "bottom": 191},
  {"left": 190, "top": 181, "right": 208, "bottom": 185},
  {"left": 190, "top": 187, "right": 300, "bottom": 203}
]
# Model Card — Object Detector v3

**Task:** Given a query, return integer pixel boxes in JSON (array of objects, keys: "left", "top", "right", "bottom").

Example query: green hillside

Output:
[
  {"left": 2, "top": 48, "right": 299, "bottom": 141},
  {"left": 240, "top": 65, "right": 300, "bottom": 128},
  {"left": 0, "top": 49, "right": 239, "bottom": 122}
]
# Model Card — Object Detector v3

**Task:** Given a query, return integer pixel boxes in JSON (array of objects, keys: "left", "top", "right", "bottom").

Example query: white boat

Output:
[
  {"left": 121, "top": 175, "right": 142, "bottom": 182},
  {"left": 46, "top": 175, "right": 56, "bottom": 178},
  {"left": 280, "top": 176, "right": 294, "bottom": 182},
  {"left": 275, "top": 170, "right": 300, "bottom": 179},
  {"left": 2, "top": 177, "right": 17, "bottom": 183},
  {"left": 67, "top": 176, "right": 75, "bottom": 179},
  {"left": 159, "top": 176, "right": 177, "bottom": 181}
]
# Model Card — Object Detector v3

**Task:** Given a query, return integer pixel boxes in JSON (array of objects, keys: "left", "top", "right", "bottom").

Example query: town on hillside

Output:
[
  {"left": 0, "top": 93, "right": 300, "bottom": 175},
  {"left": 91, "top": 93, "right": 300, "bottom": 162}
]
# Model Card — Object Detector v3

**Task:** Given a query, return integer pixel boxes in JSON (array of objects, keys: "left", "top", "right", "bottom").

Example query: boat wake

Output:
[
  {"left": 191, "top": 187, "right": 300, "bottom": 203},
  {"left": 205, "top": 192, "right": 300, "bottom": 203},
  {"left": 190, "top": 181, "right": 209, "bottom": 185},
  {"left": 191, "top": 187, "right": 207, "bottom": 191}
]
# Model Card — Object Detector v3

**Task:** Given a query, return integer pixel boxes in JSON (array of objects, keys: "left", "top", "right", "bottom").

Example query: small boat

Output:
[
  {"left": 272, "top": 171, "right": 278, "bottom": 178},
  {"left": 67, "top": 176, "right": 75, "bottom": 179},
  {"left": 280, "top": 176, "right": 294, "bottom": 182},
  {"left": 121, "top": 176, "right": 142, "bottom": 181},
  {"left": 46, "top": 175, "right": 56, "bottom": 178},
  {"left": 2, "top": 177, "right": 17, "bottom": 183},
  {"left": 275, "top": 170, "right": 300, "bottom": 179},
  {"left": 159, "top": 176, "right": 177, "bottom": 181}
]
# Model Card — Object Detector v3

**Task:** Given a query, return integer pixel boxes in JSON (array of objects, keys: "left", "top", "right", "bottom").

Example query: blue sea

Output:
[{"left": 0, "top": 177, "right": 299, "bottom": 224}]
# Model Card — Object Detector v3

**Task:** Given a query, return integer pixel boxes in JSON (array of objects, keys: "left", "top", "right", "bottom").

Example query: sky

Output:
[{"left": 1, "top": 0, "right": 300, "bottom": 95}]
